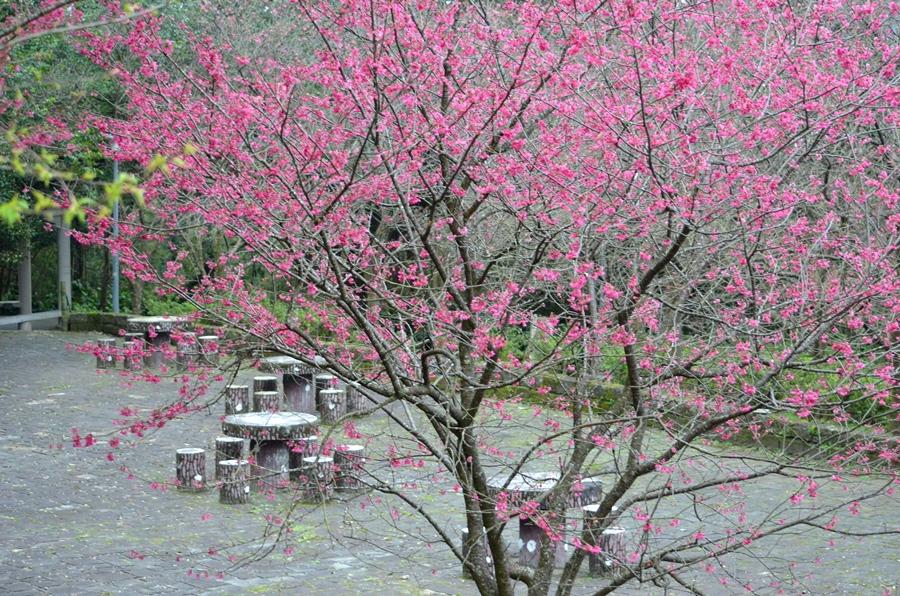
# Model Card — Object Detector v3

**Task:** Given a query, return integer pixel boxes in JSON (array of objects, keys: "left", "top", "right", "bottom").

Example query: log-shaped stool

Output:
[
  {"left": 214, "top": 436, "right": 245, "bottom": 480},
  {"left": 218, "top": 459, "right": 250, "bottom": 504},
  {"left": 253, "top": 375, "right": 278, "bottom": 395},
  {"left": 314, "top": 373, "right": 340, "bottom": 409},
  {"left": 583, "top": 504, "right": 626, "bottom": 576},
  {"left": 334, "top": 444, "right": 366, "bottom": 492},
  {"left": 123, "top": 333, "right": 145, "bottom": 371},
  {"left": 176, "top": 332, "right": 198, "bottom": 370},
  {"left": 299, "top": 455, "right": 334, "bottom": 502},
  {"left": 253, "top": 390, "right": 281, "bottom": 413},
  {"left": 224, "top": 384, "right": 250, "bottom": 415},
  {"left": 95, "top": 338, "right": 117, "bottom": 369},
  {"left": 175, "top": 447, "right": 206, "bottom": 492},
  {"left": 288, "top": 436, "right": 319, "bottom": 481},
  {"left": 198, "top": 335, "right": 220, "bottom": 366},
  {"left": 317, "top": 388, "right": 346, "bottom": 425},
  {"left": 345, "top": 382, "right": 368, "bottom": 414}
]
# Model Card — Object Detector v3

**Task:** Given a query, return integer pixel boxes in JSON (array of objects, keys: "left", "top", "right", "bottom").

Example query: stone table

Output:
[
  {"left": 487, "top": 472, "right": 603, "bottom": 566},
  {"left": 126, "top": 315, "right": 189, "bottom": 369},
  {"left": 259, "top": 355, "right": 317, "bottom": 415},
  {"left": 222, "top": 412, "right": 319, "bottom": 490}
]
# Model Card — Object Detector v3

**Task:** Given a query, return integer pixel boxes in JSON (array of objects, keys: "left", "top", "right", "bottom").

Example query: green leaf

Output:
[
  {"left": 32, "top": 190, "right": 58, "bottom": 213},
  {"left": 0, "top": 195, "right": 29, "bottom": 226},
  {"left": 146, "top": 154, "right": 168, "bottom": 174}
]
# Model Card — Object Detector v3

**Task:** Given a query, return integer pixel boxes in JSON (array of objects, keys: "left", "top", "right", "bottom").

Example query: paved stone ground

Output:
[{"left": 0, "top": 331, "right": 897, "bottom": 595}]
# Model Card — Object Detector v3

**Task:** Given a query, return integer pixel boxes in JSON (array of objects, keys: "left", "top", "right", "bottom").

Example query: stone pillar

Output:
[
  {"left": 56, "top": 215, "right": 72, "bottom": 312},
  {"left": 17, "top": 238, "right": 32, "bottom": 331}
]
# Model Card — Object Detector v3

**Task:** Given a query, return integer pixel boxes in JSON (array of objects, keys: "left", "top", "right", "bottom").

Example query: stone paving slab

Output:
[{"left": 0, "top": 331, "right": 897, "bottom": 595}]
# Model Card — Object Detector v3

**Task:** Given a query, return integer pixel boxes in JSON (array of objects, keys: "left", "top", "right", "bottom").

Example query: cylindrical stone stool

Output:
[
  {"left": 218, "top": 459, "right": 250, "bottom": 504},
  {"left": 299, "top": 455, "right": 334, "bottom": 502},
  {"left": 176, "top": 332, "right": 198, "bottom": 370},
  {"left": 314, "top": 374, "right": 339, "bottom": 412},
  {"left": 583, "top": 504, "right": 624, "bottom": 576},
  {"left": 175, "top": 447, "right": 206, "bottom": 492},
  {"left": 224, "top": 385, "right": 250, "bottom": 415},
  {"left": 253, "top": 390, "right": 281, "bottom": 413},
  {"left": 215, "top": 436, "right": 245, "bottom": 480},
  {"left": 123, "top": 333, "right": 144, "bottom": 371},
  {"left": 96, "top": 338, "right": 117, "bottom": 369},
  {"left": 345, "top": 382, "right": 367, "bottom": 414},
  {"left": 253, "top": 375, "right": 278, "bottom": 394},
  {"left": 289, "top": 436, "right": 319, "bottom": 481},
  {"left": 198, "top": 335, "right": 220, "bottom": 366},
  {"left": 334, "top": 444, "right": 366, "bottom": 492},
  {"left": 317, "top": 388, "right": 346, "bottom": 425}
]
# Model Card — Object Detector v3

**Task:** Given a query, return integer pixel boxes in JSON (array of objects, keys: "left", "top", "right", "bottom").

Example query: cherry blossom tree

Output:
[{"left": 68, "top": 0, "right": 899, "bottom": 593}]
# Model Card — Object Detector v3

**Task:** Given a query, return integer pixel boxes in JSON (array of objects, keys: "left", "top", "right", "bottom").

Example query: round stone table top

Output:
[
  {"left": 127, "top": 315, "right": 189, "bottom": 333},
  {"left": 222, "top": 411, "right": 319, "bottom": 441},
  {"left": 487, "top": 471, "right": 603, "bottom": 508},
  {"left": 259, "top": 354, "right": 327, "bottom": 376}
]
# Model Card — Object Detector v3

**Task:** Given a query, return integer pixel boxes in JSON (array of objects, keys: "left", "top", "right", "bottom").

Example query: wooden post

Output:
[
  {"left": 224, "top": 385, "right": 250, "bottom": 415},
  {"left": 288, "top": 436, "right": 319, "bottom": 480},
  {"left": 253, "top": 390, "right": 281, "bottom": 413},
  {"left": 96, "top": 338, "right": 117, "bottom": 369},
  {"left": 175, "top": 448, "right": 206, "bottom": 492},
  {"left": 214, "top": 436, "right": 245, "bottom": 480},
  {"left": 198, "top": 335, "right": 220, "bottom": 365},
  {"left": 218, "top": 459, "right": 250, "bottom": 504},
  {"left": 299, "top": 455, "right": 334, "bottom": 502},
  {"left": 334, "top": 444, "right": 366, "bottom": 492},
  {"left": 317, "top": 388, "right": 346, "bottom": 425}
]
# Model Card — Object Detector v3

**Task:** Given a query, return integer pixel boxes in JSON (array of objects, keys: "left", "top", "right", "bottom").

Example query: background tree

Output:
[{"left": 66, "top": 0, "right": 900, "bottom": 594}]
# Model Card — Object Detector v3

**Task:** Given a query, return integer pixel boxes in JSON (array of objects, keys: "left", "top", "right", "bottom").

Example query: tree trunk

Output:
[{"left": 131, "top": 277, "right": 143, "bottom": 314}]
